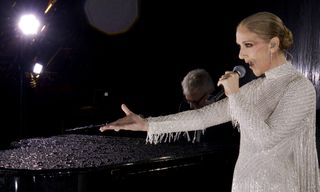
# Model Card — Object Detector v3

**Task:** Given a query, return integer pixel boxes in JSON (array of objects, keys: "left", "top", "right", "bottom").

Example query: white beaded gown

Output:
[{"left": 146, "top": 63, "right": 320, "bottom": 192}]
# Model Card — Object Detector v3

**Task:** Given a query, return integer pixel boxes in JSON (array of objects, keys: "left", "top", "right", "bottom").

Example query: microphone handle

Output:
[
  {"left": 214, "top": 66, "right": 244, "bottom": 102},
  {"left": 213, "top": 89, "right": 225, "bottom": 102}
]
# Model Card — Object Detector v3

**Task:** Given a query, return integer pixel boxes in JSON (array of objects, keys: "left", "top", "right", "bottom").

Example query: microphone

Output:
[
  {"left": 213, "top": 65, "right": 246, "bottom": 102},
  {"left": 232, "top": 65, "right": 246, "bottom": 78}
]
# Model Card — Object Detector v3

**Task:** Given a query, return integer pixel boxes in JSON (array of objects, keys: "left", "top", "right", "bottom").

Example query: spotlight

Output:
[
  {"left": 28, "top": 63, "right": 43, "bottom": 88},
  {"left": 33, "top": 63, "right": 43, "bottom": 74},
  {"left": 18, "top": 14, "right": 41, "bottom": 36}
]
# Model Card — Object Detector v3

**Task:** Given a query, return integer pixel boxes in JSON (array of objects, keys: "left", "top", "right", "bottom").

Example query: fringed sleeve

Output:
[
  {"left": 294, "top": 119, "right": 320, "bottom": 192},
  {"left": 146, "top": 98, "right": 232, "bottom": 144}
]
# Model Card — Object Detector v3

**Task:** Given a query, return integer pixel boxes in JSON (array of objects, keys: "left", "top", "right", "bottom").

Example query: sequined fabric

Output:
[{"left": 146, "top": 63, "right": 320, "bottom": 192}]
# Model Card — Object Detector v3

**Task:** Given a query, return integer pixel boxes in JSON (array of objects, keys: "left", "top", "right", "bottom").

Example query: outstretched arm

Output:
[{"left": 99, "top": 104, "right": 148, "bottom": 132}]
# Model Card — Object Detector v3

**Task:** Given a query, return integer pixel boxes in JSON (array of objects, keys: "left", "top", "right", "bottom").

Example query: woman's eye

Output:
[{"left": 244, "top": 43, "right": 253, "bottom": 48}]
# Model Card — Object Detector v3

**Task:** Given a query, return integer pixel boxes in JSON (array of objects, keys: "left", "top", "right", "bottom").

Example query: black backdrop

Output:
[{"left": 0, "top": 0, "right": 319, "bottom": 147}]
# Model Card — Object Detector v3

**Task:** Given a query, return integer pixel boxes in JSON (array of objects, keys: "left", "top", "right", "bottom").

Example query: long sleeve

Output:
[{"left": 146, "top": 97, "right": 232, "bottom": 144}]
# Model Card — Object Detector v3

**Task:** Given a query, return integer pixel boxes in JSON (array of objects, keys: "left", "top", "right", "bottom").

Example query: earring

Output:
[{"left": 270, "top": 43, "right": 276, "bottom": 48}]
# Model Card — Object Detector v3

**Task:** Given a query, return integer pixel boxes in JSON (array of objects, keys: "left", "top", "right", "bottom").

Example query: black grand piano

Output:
[{"left": 0, "top": 131, "right": 239, "bottom": 192}]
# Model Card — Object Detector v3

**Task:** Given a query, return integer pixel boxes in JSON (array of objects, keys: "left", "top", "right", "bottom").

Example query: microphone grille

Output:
[{"left": 233, "top": 65, "right": 246, "bottom": 78}]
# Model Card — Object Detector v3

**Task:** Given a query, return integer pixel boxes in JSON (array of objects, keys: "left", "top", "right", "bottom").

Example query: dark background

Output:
[{"left": 0, "top": 0, "right": 319, "bottom": 148}]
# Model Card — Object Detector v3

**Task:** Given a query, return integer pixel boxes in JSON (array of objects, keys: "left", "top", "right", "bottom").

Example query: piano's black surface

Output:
[{"left": 0, "top": 134, "right": 238, "bottom": 191}]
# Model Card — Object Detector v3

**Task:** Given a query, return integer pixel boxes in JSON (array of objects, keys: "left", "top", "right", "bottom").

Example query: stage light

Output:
[
  {"left": 18, "top": 14, "right": 41, "bottom": 35},
  {"left": 17, "top": 13, "right": 41, "bottom": 135},
  {"left": 33, "top": 63, "right": 43, "bottom": 74}
]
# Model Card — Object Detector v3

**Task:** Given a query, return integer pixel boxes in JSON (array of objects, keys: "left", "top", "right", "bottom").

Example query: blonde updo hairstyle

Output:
[{"left": 237, "top": 12, "right": 293, "bottom": 52}]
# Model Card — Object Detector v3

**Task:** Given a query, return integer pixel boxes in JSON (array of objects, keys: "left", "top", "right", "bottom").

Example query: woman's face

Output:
[{"left": 236, "top": 26, "right": 272, "bottom": 76}]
